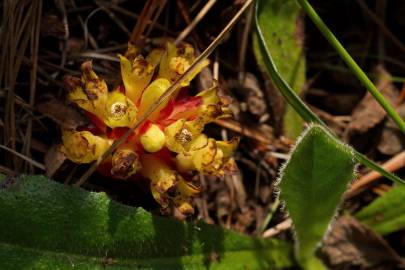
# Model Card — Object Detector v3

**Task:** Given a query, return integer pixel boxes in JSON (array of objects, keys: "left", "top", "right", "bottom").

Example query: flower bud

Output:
[
  {"left": 138, "top": 78, "right": 171, "bottom": 120},
  {"left": 140, "top": 124, "right": 166, "bottom": 153},
  {"left": 111, "top": 146, "right": 141, "bottom": 179},
  {"left": 60, "top": 130, "right": 111, "bottom": 163}
]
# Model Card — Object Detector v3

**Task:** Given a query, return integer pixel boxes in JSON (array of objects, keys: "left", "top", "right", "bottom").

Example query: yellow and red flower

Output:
[{"left": 60, "top": 41, "right": 238, "bottom": 215}]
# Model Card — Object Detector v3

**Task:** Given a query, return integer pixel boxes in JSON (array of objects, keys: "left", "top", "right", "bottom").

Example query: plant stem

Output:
[
  {"left": 296, "top": 0, "right": 405, "bottom": 134},
  {"left": 260, "top": 197, "right": 280, "bottom": 234},
  {"left": 254, "top": 0, "right": 405, "bottom": 186}
]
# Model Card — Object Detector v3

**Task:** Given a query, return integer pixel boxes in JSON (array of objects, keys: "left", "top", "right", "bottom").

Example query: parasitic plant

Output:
[{"left": 60, "top": 41, "right": 239, "bottom": 215}]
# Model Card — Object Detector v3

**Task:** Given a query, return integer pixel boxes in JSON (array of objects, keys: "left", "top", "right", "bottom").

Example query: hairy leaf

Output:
[
  {"left": 253, "top": 0, "right": 305, "bottom": 138},
  {"left": 278, "top": 125, "right": 356, "bottom": 269},
  {"left": 0, "top": 175, "right": 293, "bottom": 270},
  {"left": 356, "top": 184, "right": 405, "bottom": 235}
]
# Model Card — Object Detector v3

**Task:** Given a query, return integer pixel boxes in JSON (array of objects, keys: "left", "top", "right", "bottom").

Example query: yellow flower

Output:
[
  {"left": 171, "top": 178, "right": 200, "bottom": 215},
  {"left": 119, "top": 54, "right": 154, "bottom": 104},
  {"left": 164, "top": 119, "right": 201, "bottom": 153},
  {"left": 104, "top": 91, "right": 138, "bottom": 128},
  {"left": 65, "top": 61, "right": 108, "bottom": 121},
  {"left": 140, "top": 154, "right": 180, "bottom": 211},
  {"left": 60, "top": 130, "right": 112, "bottom": 163},
  {"left": 164, "top": 84, "right": 233, "bottom": 154},
  {"left": 158, "top": 42, "right": 210, "bottom": 87},
  {"left": 175, "top": 137, "right": 239, "bottom": 177},
  {"left": 60, "top": 41, "right": 239, "bottom": 216},
  {"left": 140, "top": 154, "right": 200, "bottom": 215}
]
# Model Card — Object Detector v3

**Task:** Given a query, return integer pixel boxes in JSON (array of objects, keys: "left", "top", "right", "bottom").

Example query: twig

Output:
[
  {"left": 144, "top": 0, "right": 167, "bottom": 39},
  {"left": 174, "top": 0, "right": 217, "bottom": 45},
  {"left": 68, "top": 52, "right": 119, "bottom": 62},
  {"left": 262, "top": 218, "right": 292, "bottom": 238},
  {"left": 83, "top": 8, "right": 103, "bottom": 50},
  {"left": 75, "top": 0, "right": 254, "bottom": 187},
  {"left": 69, "top": 0, "right": 98, "bottom": 49},
  {"left": 238, "top": 4, "right": 254, "bottom": 83},
  {"left": 95, "top": 0, "right": 131, "bottom": 37},
  {"left": 99, "top": 1, "right": 174, "bottom": 35},
  {"left": 345, "top": 151, "right": 405, "bottom": 199},
  {"left": 356, "top": 0, "right": 405, "bottom": 55},
  {"left": 21, "top": 0, "right": 42, "bottom": 172},
  {"left": 131, "top": 0, "right": 167, "bottom": 44},
  {"left": 214, "top": 118, "right": 272, "bottom": 145},
  {"left": 176, "top": 0, "right": 204, "bottom": 50},
  {"left": 0, "top": 144, "right": 45, "bottom": 170}
]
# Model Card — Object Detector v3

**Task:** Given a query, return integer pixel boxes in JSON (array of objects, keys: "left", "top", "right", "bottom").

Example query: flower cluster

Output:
[{"left": 60, "top": 41, "right": 239, "bottom": 215}]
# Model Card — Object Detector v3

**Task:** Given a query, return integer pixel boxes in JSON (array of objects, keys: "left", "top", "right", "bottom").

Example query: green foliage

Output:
[
  {"left": 356, "top": 185, "right": 405, "bottom": 235},
  {"left": 0, "top": 175, "right": 294, "bottom": 270},
  {"left": 278, "top": 125, "right": 356, "bottom": 269},
  {"left": 253, "top": 0, "right": 405, "bottom": 187},
  {"left": 253, "top": 0, "right": 305, "bottom": 138}
]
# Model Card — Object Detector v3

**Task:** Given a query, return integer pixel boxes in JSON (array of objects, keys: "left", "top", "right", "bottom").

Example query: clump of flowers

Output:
[{"left": 60, "top": 41, "right": 239, "bottom": 215}]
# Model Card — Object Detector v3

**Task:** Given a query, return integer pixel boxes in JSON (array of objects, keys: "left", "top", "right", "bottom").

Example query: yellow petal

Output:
[
  {"left": 174, "top": 135, "right": 211, "bottom": 172},
  {"left": 196, "top": 84, "right": 232, "bottom": 119},
  {"left": 216, "top": 137, "right": 240, "bottom": 158},
  {"left": 140, "top": 155, "right": 178, "bottom": 209},
  {"left": 124, "top": 42, "right": 139, "bottom": 60},
  {"left": 164, "top": 119, "right": 204, "bottom": 153},
  {"left": 139, "top": 124, "right": 166, "bottom": 153},
  {"left": 169, "top": 57, "right": 190, "bottom": 75},
  {"left": 79, "top": 61, "right": 108, "bottom": 118},
  {"left": 60, "top": 130, "right": 111, "bottom": 164},
  {"left": 119, "top": 54, "right": 154, "bottom": 104},
  {"left": 174, "top": 137, "right": 238, "bottom": 177},
  {"left": 65, "top": 69, "right": 107, "bottom": 121},
  {"left": 171, "top": 178, "right": 200, "bottom": 216},
  {"left": 175, "top": 152, "right": 194, "bottom": 172},
  {"left": 192, "top": 138, "right": 224, "bottom": 176},
  {"left": 180, "top": 59, "right": 210, "bottom": 87},
  {"left": 110, "top": 143, "right": 141, "bottom": 179},
  {"left": 138, "top": 78, "right": 171, "bottom": 120},
  {"left": 158, "top": 42, "right": 179, "bottom": 82},
  {"left": 146, "top": 48, "right": 164, "bottom": 68},
  {"left": 158, "top": 42, "right": 209, "bottom": 87},
  {"left": 104, "top": 91, "right": 137, "bottom": 128}
]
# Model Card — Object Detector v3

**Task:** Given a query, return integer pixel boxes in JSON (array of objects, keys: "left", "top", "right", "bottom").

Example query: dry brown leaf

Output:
[
  {"left": 36, "top": 99, "right": 86, "bottom": 129},
  {"left": 322, "top": 216, "right": 405, "bottom": 270},
  {"left": 348, "top": 66, "right": 398, "bottom": 134},
  {"left": 40, "top": 14, "right": 66, "bottom": 38},
  {"left": 378, "top": 103, "right": 405, "bottom": 155},
  {"left": 44, "top": 145, "right": 66, "bottom": 177}
]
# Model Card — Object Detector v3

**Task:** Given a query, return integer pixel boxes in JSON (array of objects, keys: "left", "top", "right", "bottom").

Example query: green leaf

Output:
[
  {"left": 0, "top": 175, "right": 294, "bottom": 270},
  {"left": 356, "top": 185, "right": 405, "bottom": 235},
  {"left": 253, "top": 0, "right": 305, "bottom": 138},
  {"left": 278, "top": 125, "right": 356, "bottom": 269}
]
